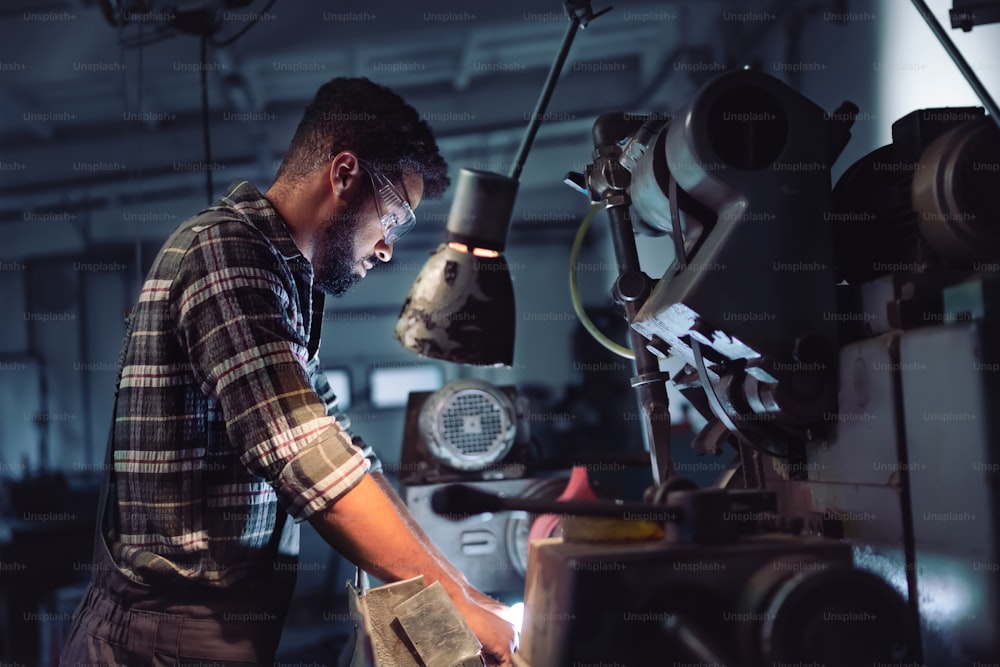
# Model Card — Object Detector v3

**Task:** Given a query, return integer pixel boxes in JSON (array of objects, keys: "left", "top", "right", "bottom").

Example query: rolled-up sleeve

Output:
[
  {"left": 170, "top": 219, "right": 369, "bottom": 521},
  {"left": 306, "top": 356, "right": 384, "bottom": 475}
]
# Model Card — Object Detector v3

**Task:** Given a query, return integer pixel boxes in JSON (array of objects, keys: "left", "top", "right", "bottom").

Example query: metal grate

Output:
[
  {"left": 438, "top": 390, "right": 508, "bottom": 458},
  {"left": 420, "top": 380, "right": 517, "bottom": 471}
]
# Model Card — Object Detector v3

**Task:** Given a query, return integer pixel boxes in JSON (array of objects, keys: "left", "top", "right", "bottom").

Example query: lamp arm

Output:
[{"left": 510, "top": 1, "right": 612, "bottom": 180}]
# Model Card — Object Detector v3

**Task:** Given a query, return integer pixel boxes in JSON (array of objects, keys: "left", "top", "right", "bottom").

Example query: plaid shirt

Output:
[{"left": 110, "top": 180, "right": 381, "bottom": 588}]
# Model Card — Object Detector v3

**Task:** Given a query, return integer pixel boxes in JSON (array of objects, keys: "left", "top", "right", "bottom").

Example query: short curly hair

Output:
[{"left": 274, "top": 77, "right": 450, "bottom": 199}]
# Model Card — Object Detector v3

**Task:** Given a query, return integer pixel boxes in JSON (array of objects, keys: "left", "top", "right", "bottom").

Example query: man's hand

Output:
[
  {"left": 466, "top": 588, "right": 513, "bottom": 619},
  {"left": 455, "top": 594, "right": 518, "bottom": 667}
]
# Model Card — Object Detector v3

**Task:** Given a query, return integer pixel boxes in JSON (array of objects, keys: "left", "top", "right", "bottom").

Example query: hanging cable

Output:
[
  {"left": 211, "top": 0, "right": 279, "bottom": 47},
  {"left": 119, "top": 19, "right": 144, "bottom": 295},
  {"left": 200, "top": 32, "right": 214, "bottom": 205}
]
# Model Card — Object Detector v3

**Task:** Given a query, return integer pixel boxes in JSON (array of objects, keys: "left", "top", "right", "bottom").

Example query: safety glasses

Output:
[{"left": 358, "top": 159, "right": 416, "bottom": 245}]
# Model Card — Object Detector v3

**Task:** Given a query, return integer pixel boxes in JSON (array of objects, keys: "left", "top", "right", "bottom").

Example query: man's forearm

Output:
[
  {"left": 307, "top": 473, "right": 470, "bottom": 602},
  {"left": 369, "top": 472, "right": 508, "bottom": 613},
  {"left": 369, "top": 472, "right": 476, "bottom": 590}
]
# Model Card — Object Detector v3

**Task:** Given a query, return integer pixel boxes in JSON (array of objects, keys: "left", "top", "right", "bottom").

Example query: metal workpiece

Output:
[
  {"left": 348, "top": 577, "right": 427, "bottom": 667},
  {"left": 429, "top": 478, "right": 878, "bottom": 550},
  {"left": 348, "top": 576, "right": 484, "bottom": 667},
  {"left": 393, "top": 582, "right": 483, "bottom": 667},
  {"left": 423, "top": 479, "right": 810, "bottom": 547}
]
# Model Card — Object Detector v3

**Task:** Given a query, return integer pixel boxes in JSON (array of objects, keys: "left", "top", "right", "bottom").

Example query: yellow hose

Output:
[{"left": 569, "top": 203, "right": 636, "bottom": 360}]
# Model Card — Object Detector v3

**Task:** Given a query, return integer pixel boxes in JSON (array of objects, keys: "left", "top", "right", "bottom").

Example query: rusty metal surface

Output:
[
  {"left": 348, "top": 576, "right": 426, "bottom": 667},
  {"left": 365, "top": 577, "right": 426, "bottom": 667},
  {"left": 393, "top": 581, "right": 484, "bottom": 667}
]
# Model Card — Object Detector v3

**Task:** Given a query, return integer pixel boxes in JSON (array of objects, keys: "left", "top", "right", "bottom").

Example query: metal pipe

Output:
[
  {"left": 604, "top": 200, "right": 641, "bottom": 273},
  {"left": 604, "top": 204, "right": 672, "bottom": 485},
  {"left": 910, "top": 0, "right": 1000, "bottom": 131},
  {"left": 586, "top": 109, "right": 675, "bottom": 486},
  {"left": 200, "top": 33, "right": 215, "bottom": 203}
]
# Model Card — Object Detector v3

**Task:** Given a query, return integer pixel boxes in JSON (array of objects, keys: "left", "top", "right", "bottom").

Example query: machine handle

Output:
[{"left": 430, "top": 484, "right": 683, "bottom": 522}]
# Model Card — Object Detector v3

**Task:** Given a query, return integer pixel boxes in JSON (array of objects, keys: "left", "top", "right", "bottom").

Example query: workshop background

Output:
[{"left": 0, "top": 0, "right": 997, "bottom": 664}]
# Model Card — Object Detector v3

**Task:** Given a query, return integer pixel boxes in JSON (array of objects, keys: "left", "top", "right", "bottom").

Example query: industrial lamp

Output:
[
  {"left": 394, "top": 1, "right": 609, "bottom": 366},
  {"left": 395, "top": 170, "right": 519, "bottom": 365}
]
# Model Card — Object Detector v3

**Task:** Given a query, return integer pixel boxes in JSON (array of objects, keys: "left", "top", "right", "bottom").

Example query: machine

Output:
[
  {"left": 506, "top": 63, "right": 1000, "bottom": 667},
  {"left": 387, "top": 1, "right": 1000, "bottom": 664}
]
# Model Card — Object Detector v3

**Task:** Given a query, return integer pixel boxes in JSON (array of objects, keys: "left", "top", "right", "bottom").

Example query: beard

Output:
[{"left": 313, "top": 200, "right": 372, "bottom": 297}]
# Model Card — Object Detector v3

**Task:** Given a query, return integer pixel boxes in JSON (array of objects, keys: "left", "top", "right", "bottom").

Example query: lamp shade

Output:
[
  {"left": 395, "top": 244, "right": 516, "bottom": 366},
  {"left": 395, "top": 169, "right": 519, "bottom": 366}
]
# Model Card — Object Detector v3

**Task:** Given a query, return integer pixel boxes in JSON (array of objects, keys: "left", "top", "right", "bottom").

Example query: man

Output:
[{"left": 60, "top": 77, "right": 518, "bottom": 666}]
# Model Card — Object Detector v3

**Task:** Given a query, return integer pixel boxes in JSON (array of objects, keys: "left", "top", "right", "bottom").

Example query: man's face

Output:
[{"left": 313, "top": 169, "right": 424, "bottom": 296}]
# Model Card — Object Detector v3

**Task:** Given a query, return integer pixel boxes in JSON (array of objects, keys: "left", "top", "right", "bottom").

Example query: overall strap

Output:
[{"left": 92, "top": 310, "right": 136, "bottom": 559}]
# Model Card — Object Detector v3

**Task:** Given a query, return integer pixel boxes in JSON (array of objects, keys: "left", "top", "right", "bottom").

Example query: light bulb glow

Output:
[{"left": 500, "top": 601, "right": 525, "bottom": 633}]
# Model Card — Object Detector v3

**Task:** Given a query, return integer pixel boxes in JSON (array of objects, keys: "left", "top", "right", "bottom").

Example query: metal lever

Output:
[{"left": 430, "top": 484, "right": 683, "bottom": 522}]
